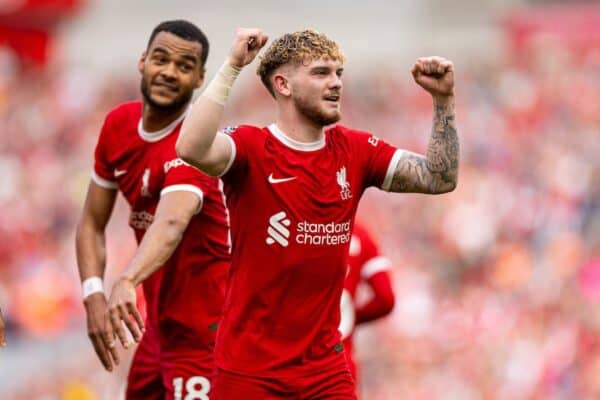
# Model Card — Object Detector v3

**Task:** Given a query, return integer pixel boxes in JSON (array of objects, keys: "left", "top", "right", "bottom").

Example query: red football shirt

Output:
[
  {"left": 217, "top": 123, "right": 402, "bottom": 377},
  {"left": 93, "top": 101, "right": 230, "bottom": 351},
  {"left": 339, "top": 223, "right": 393, "bottom": 378}
]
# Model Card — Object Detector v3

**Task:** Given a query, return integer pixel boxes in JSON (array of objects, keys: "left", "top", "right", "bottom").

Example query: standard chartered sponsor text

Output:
[{"left": 296, "top": 220, "right": 351, "bottom": 245}]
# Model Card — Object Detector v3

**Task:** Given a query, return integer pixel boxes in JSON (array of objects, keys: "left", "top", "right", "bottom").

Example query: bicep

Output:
[
  {"left": 388, "top": 150, "right": 453, "bottom": 194},
  {"left": 154, "top": 189, "right": 202, "bottom": 228},
  {"left": 179, "top": 131, "right": 234, "bottom": 177}
]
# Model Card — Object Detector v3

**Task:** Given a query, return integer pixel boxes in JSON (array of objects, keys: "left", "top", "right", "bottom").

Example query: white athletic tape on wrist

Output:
[
  {"left": 201, "top": 61, "right": 242, "bottom": 105},
  {"left": 82, "top": 276, "right": 104, "bottom": 298}
]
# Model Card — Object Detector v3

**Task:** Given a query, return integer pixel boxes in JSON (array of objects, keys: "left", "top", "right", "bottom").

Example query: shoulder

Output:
[
  {"left": 104, "top": 101, "right": 142, "bottom": 126},
  {"left": 223, "top": 124, "right": 268, "bottom": 150},
  {"left": 327, "top": 125, "right": 377, "bottom": 143},
  {"left": 223, "top": 124, "right": 264, "bottom": 137}
]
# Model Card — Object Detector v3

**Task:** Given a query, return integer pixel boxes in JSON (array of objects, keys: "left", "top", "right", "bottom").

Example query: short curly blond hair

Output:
[{"left": 257, "top": 29, "right": 345, "bottom": 97}]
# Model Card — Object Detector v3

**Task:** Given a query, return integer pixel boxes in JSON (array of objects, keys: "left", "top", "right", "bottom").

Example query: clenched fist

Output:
[
  {"left": 227, "top": 28, "right": 269, "bottom": 68},
  {"left": 411, "top": 56, "right": 454, "bottom": 98}
]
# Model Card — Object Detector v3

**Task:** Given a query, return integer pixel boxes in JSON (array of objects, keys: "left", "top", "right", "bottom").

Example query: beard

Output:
[
  {"left": 293, "top": 94, "right": 341, "bottom": 126},
  {"left": 140, "top": 76, "right": 193, "bottom": 112}
]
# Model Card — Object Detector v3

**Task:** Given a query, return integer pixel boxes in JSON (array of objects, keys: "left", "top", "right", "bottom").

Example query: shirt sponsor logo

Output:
[
  {"left": 164, "top": 158, "right": 189, "bottom": 173},
  {"left": 368, "top": 135, "right": 380, "bottom": 147},
  {"left": 296, "top": 220, "right": 351, "bottom": 245},
  {"left": 266, "top": 211, "right": 352, "bottom": 247},
  {"left": 336, "top": 166, "right": 352, "bottom": 200},
  {"left": 266, "top": 211, "right": 291, "bottom": 247}
]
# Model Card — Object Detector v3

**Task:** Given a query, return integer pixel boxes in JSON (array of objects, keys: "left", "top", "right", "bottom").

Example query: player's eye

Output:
[{"left": 179, "top": 63, "right": 194, "bottom": 72}]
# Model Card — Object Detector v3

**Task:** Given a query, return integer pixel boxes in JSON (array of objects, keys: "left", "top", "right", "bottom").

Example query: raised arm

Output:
[
  {"left": 75, "top": 181, "right": 118, "bottom": 370},
  {"left": 389, "top": 57, "right": 459, "bottom": 194},
  {"left": 177, "top": 28, "right": 268, "bottom": 176},
  {"left": 106, "top": 190, "right": 201, "bottom": 349}
]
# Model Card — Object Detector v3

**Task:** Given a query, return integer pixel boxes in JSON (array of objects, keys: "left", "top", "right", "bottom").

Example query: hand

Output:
[
  {"left": 107, "top": 277, "right": 145, "bottom": 350},
  {"left": 84, "top": 293, "right": 119, "bottom": 371},
  {"left": 411, "top": 57, "right": 454, "bottom": 99},
  {"left": 0, "top": 307, "right": 6, "bottom": 347},
  {"left": 227, "top": 28, "right": 269, "bottom": 68}
]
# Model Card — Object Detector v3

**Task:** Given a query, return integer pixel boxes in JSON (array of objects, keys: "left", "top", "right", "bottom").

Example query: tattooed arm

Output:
[{"left": 389, "top": 57, "right": 459, "bottom": 194}]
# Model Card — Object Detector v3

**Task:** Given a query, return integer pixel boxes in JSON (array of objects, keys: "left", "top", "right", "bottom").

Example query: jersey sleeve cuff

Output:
[
  {"left": 91, "top": 170, "right": 118, "bottom": 189},
  {"left": 381, "top": 149, "right": 404, "bottom": 192},
  {"left": 217, "top": 133, "right": 237, "bottom": 177},
  {"left": 360, "top": 256, "right": 391, "bottom": 279},
  {"left": 161, "top": 184, "right": 204, "bottom": 214}
]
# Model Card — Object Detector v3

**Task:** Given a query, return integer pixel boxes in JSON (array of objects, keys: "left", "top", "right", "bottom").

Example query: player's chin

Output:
[
  {"left": 318, "top": 111, "right": 341, "bottom": 126},
  {"left": 321, "top": 106, "right": 341, "bottom": 124},
  {"left": 149, "top": 93, "right": 182, "bottom": 109}
]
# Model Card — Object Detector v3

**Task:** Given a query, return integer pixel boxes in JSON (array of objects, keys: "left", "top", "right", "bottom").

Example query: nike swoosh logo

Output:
[
  {"left": 114, "top": 169, "right": 127, "bottom": 177},
  {"left": 268, "top": 173, "right": 296, "bottom": 184}
]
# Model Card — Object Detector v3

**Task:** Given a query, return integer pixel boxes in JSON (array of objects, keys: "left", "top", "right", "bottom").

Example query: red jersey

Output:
[
  {"left": 340, "top": 223, "right": 394, "bottom": 379},
  {"left": 92, "top": 101, "right": 230, "bottom": 351},
  {"left": 217, "top": 123, "right": 401, "bottom": 377}
]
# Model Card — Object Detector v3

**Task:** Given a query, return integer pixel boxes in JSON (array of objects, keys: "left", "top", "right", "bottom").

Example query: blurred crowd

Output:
[{"left": 0, "top": 18, "right": 599, "bottom": 400}]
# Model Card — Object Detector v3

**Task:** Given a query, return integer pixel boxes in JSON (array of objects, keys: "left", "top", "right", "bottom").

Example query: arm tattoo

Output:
[{"left": 390, "top": 99, "right": 459, "bottom": 194}]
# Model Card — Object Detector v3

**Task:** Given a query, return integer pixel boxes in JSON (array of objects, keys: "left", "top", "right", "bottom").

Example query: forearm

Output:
[
  {"left": 390, "top": 95, "right": 459, "bottom": 194},
  {"left": 120, "top": 218, "right": 187, "bottom": 286},
  {"left": 178, "top": 93, "right": 226, "bottom": 166},
  {"left": 425, "top": 96, "right": 459, "bottom": 191},
  {"left": 75, "top": 222, "right": 107, "bottom": 281},
  {"left": 177, "top": 62, "right": 241, "bottom": 172},
  {"left": 356, "top": 272, "right": 395, "bottom": 324}
]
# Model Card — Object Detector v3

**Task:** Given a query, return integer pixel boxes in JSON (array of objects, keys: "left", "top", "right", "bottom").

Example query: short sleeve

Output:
[
  {"left": 219, "top": 125, "right": 260, "bottom": 182},
  {"left": 355, "top": 132, "right": 403, "bottom": 191},
  {"left": 162, "top": 158, "right": 210, "bottom": 213},
  {"left": 92, "top": 114, "right": 118, "bottom": 189},
  {"left": 359, "top": 235, "right": 391, "bottom": 279}
]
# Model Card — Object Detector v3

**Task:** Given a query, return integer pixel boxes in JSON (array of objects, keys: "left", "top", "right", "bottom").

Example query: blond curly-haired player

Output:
[{"left": 175, "top": 27, "right": 459, "bottom": 399}]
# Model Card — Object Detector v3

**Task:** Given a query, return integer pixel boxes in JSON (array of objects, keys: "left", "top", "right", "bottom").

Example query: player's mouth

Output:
[
  {"left": 323, "top": 94, "right": 340, "bottom": 103},
  {"left": 153, "top": 81, "right": 179, "bottom": 93}
]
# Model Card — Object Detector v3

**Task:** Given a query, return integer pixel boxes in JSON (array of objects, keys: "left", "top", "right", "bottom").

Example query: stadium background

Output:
[{"left": 0, "top": 0, "right": 598, "bottom": 398}]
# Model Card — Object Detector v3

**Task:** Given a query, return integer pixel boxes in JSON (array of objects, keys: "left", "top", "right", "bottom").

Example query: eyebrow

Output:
[
  {"left": 151, "top": 46, "right": 198, "bottom": 64},
  {"left": 310, "top": 66, "right": 344, "bottom": 74}
]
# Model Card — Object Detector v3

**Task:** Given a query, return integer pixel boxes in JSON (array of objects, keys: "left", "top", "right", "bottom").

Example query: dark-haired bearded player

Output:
[
  {"left": 75, "top": 20, "right": 230, "bottom": 399},
  {"left": 174, "top": 27, "right": 458, "bottom": 399}
]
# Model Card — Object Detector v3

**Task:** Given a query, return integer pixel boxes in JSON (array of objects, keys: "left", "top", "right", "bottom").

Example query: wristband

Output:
[
  {"left": 82, "top": 276, "right": 104, "bottom": 299},
  {"left": 201, "top": 61, "right": 242, "bottom": 105}
]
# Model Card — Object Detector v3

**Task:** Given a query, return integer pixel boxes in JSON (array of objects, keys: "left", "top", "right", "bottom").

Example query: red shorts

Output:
[
  {"left": 126, "top": 330, "right": 214, "bottom": 400},
  {"left": 212, "top": 351, "right": 357, "bottom": 400}
]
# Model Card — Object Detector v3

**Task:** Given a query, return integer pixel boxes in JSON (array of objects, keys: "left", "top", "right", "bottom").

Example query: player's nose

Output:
[{"left": 160, "top": 62, "right": 178, "bottom": 80}]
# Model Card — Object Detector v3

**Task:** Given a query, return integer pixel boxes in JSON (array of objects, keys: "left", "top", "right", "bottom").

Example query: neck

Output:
[
  {"left": 142, "top": 102, "right": 188, "bottom": 132},
  {"left": 275, "top": 103, "right": 325, "bottom": 143}
]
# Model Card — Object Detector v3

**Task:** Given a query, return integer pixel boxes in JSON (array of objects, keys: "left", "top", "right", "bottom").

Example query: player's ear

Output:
[
  {"left": 138, "top": 51, "right": 147, "bottom": 75},
  {"left": 194, "top": 66, "right": 205, "bottom": 89},
  {"left": 272, "top": 73, "right": 291, "bottom": 97}
]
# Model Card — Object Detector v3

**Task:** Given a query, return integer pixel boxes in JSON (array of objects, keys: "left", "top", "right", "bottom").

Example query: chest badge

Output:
[
  {"left": 141, "top": 168, "right": 151, "bottom": 197},
  {"left": 337, "top": 166, "right": 352, "bottom": 201}
]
